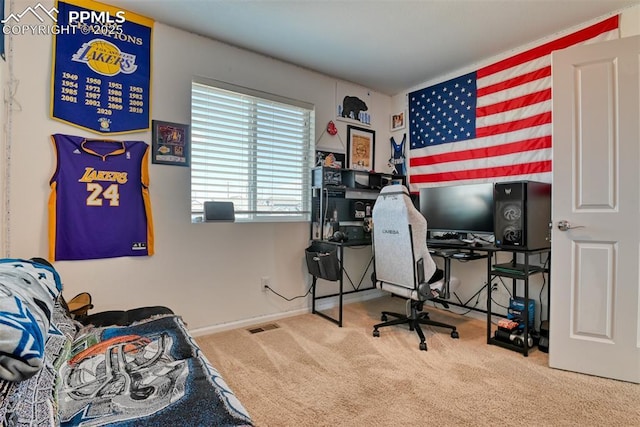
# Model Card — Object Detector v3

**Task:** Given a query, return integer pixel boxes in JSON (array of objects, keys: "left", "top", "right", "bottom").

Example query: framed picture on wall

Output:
[
  {"left": 151, "top": 120, "right": 190, "bottom": 166},
  {"left": 346, "top": 125, "right": 375, "bottom": 171},
  {"left": 336, "top": 82, "right": 372, "bottom": 126},
  {"left": 315, "top": 150, "right": 345, "bottom": 168},
  {"left": 390, "top": 111, "right": 405, "bottom": 131}
]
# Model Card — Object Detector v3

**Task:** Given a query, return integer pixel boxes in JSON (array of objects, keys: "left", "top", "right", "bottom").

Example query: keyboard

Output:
[
  {"left": 429, "top": 248, "right": 458, "bottom": 256},
  {"left": 427, "top": 239, "right": 467, "bottom": 246}
]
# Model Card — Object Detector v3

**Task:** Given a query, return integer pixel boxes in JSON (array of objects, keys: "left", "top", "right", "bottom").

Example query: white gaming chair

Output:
[{"left": 371, "top": 185, "right": 460, "bottom": 351}]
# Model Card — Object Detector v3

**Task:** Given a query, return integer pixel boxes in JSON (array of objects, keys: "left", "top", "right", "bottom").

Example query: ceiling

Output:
[{"left": 109, "top": 0, "right": 639, "bottom": 95}]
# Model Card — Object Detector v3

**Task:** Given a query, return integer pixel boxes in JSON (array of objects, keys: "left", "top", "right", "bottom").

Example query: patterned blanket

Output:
[
  {"left": 59, "top": 316, "right": 252, "bottom": 426},
  {"left": 0, "top": 258, "right": 253, "bottom": 426}
]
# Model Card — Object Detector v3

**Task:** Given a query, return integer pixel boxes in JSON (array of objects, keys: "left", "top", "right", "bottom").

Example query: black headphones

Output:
[{"left": 329, "top": 230, "right": 348, "bottom": 242}]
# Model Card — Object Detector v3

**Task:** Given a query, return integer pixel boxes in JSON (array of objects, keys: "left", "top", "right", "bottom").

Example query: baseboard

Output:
[
  {"left": 313, "top": 288, "right": 383, "bottom": 311},
  {"left": 189, "top": 288, "right": 384, "bottom": 337},
  {"left": 188, "top": 308, "right": 311, "bottom": 337}
]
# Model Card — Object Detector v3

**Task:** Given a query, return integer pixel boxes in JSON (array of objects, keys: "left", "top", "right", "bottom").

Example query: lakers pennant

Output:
[
  {"left": 49, "top": 133, "right": 155, "bottom": 261},
  {"left": 51, "top": 0, "right": 153, "bottom": 134}
]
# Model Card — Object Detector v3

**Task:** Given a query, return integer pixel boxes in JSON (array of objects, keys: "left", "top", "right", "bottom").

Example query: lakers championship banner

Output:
[{"left": 51, "top": 0, "right": 153, "bottom": 134}]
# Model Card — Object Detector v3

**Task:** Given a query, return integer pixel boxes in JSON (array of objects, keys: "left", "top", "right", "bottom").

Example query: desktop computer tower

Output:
[{"left": 494, "top": 181, "right": 551, "bottom": 250}]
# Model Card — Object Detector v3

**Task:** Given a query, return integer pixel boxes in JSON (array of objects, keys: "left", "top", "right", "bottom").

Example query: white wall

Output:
[
  {"left": 3, "top": 1, "right": 638, "bottom": 334},
  {"left": 3, "top": 0, "right": 391, "bottom": 333}
]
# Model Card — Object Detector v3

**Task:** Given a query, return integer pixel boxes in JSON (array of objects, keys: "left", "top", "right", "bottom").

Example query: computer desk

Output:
[
  {"left": 311, "top": 239, "right": 489, "bottom": 328},
  {"left": 310, "top": 239, "right": 375, "bottom": 327},
  {"left": 428, "top": 242, "right": 551, "bottom": 356},
  {"left": 310, "top": 238, "right": 551, "bottom": 356},
  {"left": 307, "top": 240, "right": 496, "bottom": 329}
]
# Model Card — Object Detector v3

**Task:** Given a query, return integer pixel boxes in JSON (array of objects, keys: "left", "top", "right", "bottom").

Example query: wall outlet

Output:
[{"left": 261, "top": 276, "right": 271, "bottom": 292}]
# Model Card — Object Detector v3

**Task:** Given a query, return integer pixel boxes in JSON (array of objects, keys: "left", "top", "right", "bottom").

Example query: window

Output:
[{"left": 191, "top": 79, "right": 315, "bottom": 222}]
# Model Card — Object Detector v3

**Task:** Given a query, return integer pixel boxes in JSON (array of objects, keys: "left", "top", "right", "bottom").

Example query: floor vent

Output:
[{"left": 247, "top": 323, "right": 280, "bottom": 334}]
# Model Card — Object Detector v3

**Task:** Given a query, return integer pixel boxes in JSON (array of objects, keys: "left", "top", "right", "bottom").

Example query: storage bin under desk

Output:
[{"left": 305, "top": 241, "right": 340, "bottom": 281}]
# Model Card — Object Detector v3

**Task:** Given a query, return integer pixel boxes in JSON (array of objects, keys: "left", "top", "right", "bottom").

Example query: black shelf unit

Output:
[
  {"left": 310, "top": 167, "right": 404, "bottom": 242},
  {"left": 308, "top": 166, "right": 405, "bottom": 326},
  {"left": 486, "top": 248, "right": 551, "bottom": 356}
]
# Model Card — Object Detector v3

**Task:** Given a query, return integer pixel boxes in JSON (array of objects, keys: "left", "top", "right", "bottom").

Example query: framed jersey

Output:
[{"left": 49, "top": 133, "right": 155, "bottom": 261}]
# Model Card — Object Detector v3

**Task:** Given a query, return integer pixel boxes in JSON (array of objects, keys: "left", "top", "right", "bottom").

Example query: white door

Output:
[{"left": 550, "top": 35, "right": 640, "bottom": 383}]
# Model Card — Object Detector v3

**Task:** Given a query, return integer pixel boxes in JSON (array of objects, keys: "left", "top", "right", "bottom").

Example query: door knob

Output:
[{"left": 557, "top": 220, "right": 584, "bottom": 231}]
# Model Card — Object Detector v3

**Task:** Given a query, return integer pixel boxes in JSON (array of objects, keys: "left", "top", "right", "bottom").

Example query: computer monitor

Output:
[
  {"left": 419, "top": 182, "right": 494, "bottom": 236},
  {"left": 410, "top": 193, "right": 419, "bottom": 211}
]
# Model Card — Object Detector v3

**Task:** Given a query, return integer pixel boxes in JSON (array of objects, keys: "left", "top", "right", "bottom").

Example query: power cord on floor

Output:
[
  {"left": 538, "top": 254, "right": 550, "bottom": 330},
  {"left": 429, "top": 284, "right": 485, "bottom": 316},
  {"left": 264, "top": 284, "right": 313, "bottom": 301}
]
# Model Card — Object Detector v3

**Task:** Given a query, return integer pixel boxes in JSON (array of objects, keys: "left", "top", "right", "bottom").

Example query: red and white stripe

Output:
[{"left": 409, "top": 15, "right": 619, "bottom": 191}]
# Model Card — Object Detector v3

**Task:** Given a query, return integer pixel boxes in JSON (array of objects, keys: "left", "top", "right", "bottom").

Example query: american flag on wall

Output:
[{"left": 408, "top": 16, "right": 619, "bottom": 192}]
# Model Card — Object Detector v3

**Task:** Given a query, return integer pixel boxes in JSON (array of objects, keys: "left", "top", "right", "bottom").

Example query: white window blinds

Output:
[{"left": 191, "top": 79, "right": 315, "bottom": 222}]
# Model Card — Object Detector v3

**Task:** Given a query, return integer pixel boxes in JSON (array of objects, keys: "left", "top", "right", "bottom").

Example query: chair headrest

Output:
[{"left": 379, "top": 184, "right": 410, "bottom": 197}]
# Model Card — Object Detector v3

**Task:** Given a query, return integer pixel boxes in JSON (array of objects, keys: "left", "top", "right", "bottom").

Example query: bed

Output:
[{"left": 0, "top": 258, "right": 253, "bottom": 426}]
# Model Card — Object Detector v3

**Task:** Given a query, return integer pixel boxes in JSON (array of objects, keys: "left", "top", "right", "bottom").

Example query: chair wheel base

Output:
[{"left": 372, "top": 303, "right": 458, "bottom": 351}]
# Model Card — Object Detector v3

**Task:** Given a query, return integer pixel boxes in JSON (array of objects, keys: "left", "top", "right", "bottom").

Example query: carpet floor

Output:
[{"left": 196, "top": 296, "right": 640, "bottom": 426}]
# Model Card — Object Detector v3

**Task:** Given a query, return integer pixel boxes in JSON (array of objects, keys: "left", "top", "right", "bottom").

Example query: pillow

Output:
[
  {"left": 0, "top": 258, "right": 63, "bottom": 381},
  {"left": 0, "top": 298, "right": 76, "bottom": 426}
]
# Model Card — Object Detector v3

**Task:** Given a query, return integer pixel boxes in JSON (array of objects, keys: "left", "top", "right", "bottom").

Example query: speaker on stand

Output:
[{"left": 494, "top": 181, "right": 551, "bottom": 250}]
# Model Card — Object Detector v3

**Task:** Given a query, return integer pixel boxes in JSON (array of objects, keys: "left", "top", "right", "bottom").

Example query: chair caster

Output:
[
  {"left": 381, "top": 314, "right": 387, "bottom": 321},
  {"left": 451, "top": 330, "right": 459, "bottom": 339},
  {"left": 419, "top": 342, "right": 427, "bottom": 351},
  {"left": 373, "top": 329, "right": 380, "bottom": 337}
]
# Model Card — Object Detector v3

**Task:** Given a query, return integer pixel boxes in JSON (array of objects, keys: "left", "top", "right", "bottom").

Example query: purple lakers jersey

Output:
[{"left": 49, "top": 134, "right": 154, "bottom": 261}]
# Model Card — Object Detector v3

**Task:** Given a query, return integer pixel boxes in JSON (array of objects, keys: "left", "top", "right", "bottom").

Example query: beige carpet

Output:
[{"left": 196, "top": 297, "right": 639, "bottom": 426}]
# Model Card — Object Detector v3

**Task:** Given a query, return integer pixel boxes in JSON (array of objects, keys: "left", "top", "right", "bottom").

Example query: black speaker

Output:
[{"left": 494, "top": 181, "right": 551, "bottom": 250}]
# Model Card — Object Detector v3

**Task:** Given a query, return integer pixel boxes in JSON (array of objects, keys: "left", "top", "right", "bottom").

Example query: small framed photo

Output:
[
  {"left": 346, "top": 125, "right": 375, "bottom": 171},
  {"left": 151, "top": 120, "right": 190, "bottom": 166},
  {"left": 390, "top": 111, "right": 405, "bottom": 131},
  {"left": 315, "top": 150, "right": 345, "bottom": 168}
]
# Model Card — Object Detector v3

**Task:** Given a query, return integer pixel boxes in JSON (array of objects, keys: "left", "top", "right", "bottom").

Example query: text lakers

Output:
[
  {"left": 79, "top": 167, "right": 128, "bottom": 184},
  {"left": 71, "top": 39, "right": 137, "bottom": 76}
]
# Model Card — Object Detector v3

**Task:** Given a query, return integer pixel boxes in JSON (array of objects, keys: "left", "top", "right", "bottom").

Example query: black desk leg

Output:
[
  {"left": 523, "top": 256, "right": 530, "bottom": 357},
  {"left": 311, "top": 275, "right": 317, "bottom": 314},
  {"left": 338, "top": 245, "right": 344, "bottom": 327},
  {"left": 486, "top": 255, "right": 492, "bottom": 344},
  {"left": 442, "top": 257, "right": 452, "bottom": 299}
]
